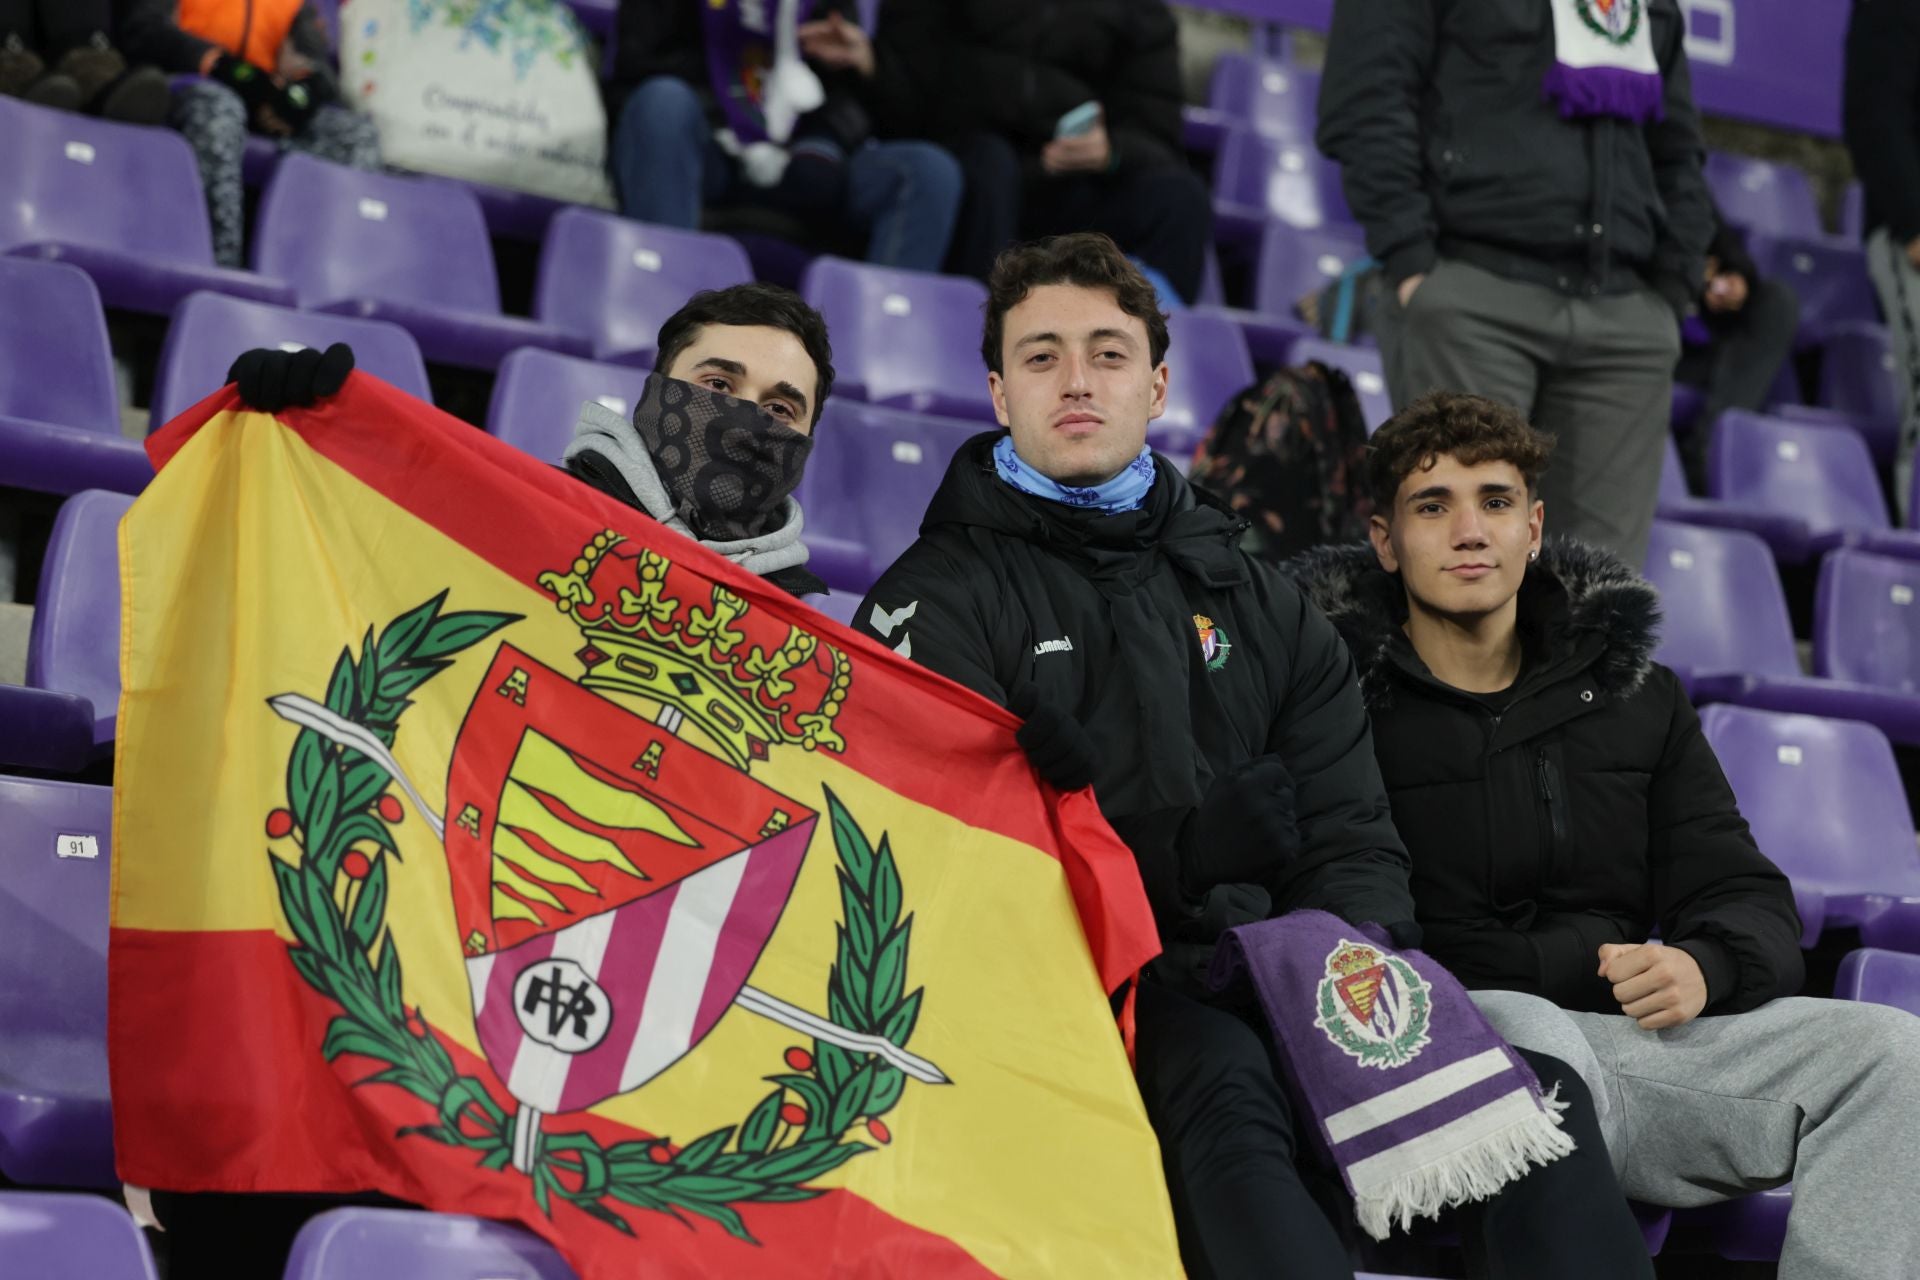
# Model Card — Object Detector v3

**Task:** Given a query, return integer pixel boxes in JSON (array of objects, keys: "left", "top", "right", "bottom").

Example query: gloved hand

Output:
[
  {"left": 207, "top": 52, "right": 316, "bottom": 135},
  {"left": 227, "top": 343, "right": 355, "bottom": 412},
  {"left": 1154, "top": 882, "right": 1272, "bottom": 996},
  {"left": 1177, "top": 755, "right": 1300, "bottom": 898},
  {"left": 1010, "top": 685, "right": 1097, "bottom": 792}
]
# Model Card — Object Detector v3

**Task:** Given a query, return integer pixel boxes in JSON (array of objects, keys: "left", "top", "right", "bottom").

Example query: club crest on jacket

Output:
[{"left": 1193, "top": 614, "right": 1233, "bottom": 672}]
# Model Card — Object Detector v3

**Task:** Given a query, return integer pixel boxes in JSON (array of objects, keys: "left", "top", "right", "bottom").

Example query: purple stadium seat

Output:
[
  {"left": 801, "top": 257, "right": 995, "bottom": 421},
  {"left": 1289, "top": 338, "right": 1390, "bottom": 433},
  {"left": 1707, "top": 410, "right": 1920, "bottom": 563},
  {"left": 1841, "top": 182, "right": 1865, "bottom": 241},
  {"left": 1745, "top": 232, "right": 1879, "bottom": 345},
  {"left": 1682, "top": 1186, "right": 1794, "bottom": 1265},
  {"left": 1645, "top": 521, "right": 1801, "bottom": 697},
  {"left": 799, "top": 402, "right": 980, "bottom": 595},
  {"left": 534, "top": 208, "right": 753, "bottom": 366},
  {"left": 0, "top": 257, "right": 150, "bottom": 497},
  {"left": 0, "top": 686, "right": 94, "bottom": 775},
  {"left": 562, "top": 0, "right": 614, "bottom": 38},
  {"left": 150, "top": 292, "right": 431, "bottom": 429},
  {"left": 0, "top": 779, "right": 116, "bottom": 1188},
  {"left": 0, "top": 1192, "right": 156, "bottom": 1279},
  {"left": 1701, "top": 705, "right": 1920, "bottom": 950},
  {"left": 1208, "top": 54, "right": 1320, "bottom": 144},
  {"left": 1705, "top": 152, "right": 1823, "bottom": 239},
  {"left": 485, "top": 348, "right": 656, "bottom": 466},
  {"left": 1251, "top": 221, "right": 1370, "bottom": 324},
  {"left": 0, "top": 97, "right": 292, "bottom": 314},
  {"left": 253, "top": 154, "right": 589, "bottom": 371},
  {"left": 1769, "top": 402, "right": 1897, "bottom": 470},
  {"left": 1214, "top": 128, "right": 1353, "bottom": 247},
  {"left": 1152, "top": 308, "right": 1255, "bottom": 458},
  {"left": 285, "top": 1207, "right": 577, "bottom": 1280},
  {"left": 1815, "top": 549, "right": 1920, "bottom": 694},
  {"left": 1816, "top": 322, "right": 1903, "bottom": 451},
  {"left": 806, "top": 590, "right": 863, "bottom": 629},
  {"left": 1655, "top": 435, "right": 1821, "bottom": 566},
  {"left": 1837, "top": 947, "right": 1920, "bottom": 1011},
  {"left": 26, "top": 491, "right": 132, "bottom": 752}
]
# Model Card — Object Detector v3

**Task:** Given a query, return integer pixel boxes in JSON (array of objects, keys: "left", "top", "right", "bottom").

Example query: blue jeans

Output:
[{"left": 612, "top": 76, "right": 961, "bottom": 272}]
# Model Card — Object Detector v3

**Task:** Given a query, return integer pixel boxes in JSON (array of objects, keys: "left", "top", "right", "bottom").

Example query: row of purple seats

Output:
[
  {"left": 1650, "top": 521, "right": 1920, "bottom": 741},
  {"left": 0, "top": 1192, "right": 155, "bottom": 1279}
]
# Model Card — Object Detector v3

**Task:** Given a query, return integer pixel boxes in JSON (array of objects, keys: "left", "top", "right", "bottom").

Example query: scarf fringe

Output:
[{"left": 1354, "top": 1085, "right": 1574, "bottom": 1242}]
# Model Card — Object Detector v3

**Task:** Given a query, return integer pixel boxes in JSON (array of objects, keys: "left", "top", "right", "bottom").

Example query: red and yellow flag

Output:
[{"left": 109, "top": 375, "right": 1179, "bottom": 1278}]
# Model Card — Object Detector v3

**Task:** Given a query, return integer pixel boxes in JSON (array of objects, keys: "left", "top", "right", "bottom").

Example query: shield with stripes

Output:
[{"left": 445, "top": 644, "right": 815, "bottom": 1114}]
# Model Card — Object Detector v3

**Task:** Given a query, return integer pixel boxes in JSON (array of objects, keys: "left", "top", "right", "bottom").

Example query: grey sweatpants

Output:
[
  {"left": 1377, "top": 258, "right": 1680, "bottom": 567},
  {"left": 1867, "top": 228, "right": 1920, "bottom": 521},
  {"left": 1472, "top": 989, "right": 1920, "bottom": 1280}
]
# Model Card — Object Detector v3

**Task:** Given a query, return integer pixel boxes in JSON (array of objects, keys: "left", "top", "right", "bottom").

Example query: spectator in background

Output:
[
  {"left": 1293, "top": 391, "right": 1920, "bottom": 1280},
  {"left": 1673, "top": 202, "right": 1802, "bottom": 490},
  {"left": 0, "top": 0, "right": 168, "bottom": 120},
  {"left": 1318, "top": 0, "right": 1715, "bottom": 567},
  {"left": 859, "top": 0, "right": 1212, "bottom": 302},
  {"left": 116, "top": 0, "right": 380, "bottom": 268},
  {"left": 1845, "top": 0, "right": 1920, "bottom": 518},
  {"left": 607, "top": 0, "right": 961, "bottom": 273}
]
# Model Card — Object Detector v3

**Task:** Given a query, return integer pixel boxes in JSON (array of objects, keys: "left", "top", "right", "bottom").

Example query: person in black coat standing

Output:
[
  {"left": 856, "top": 233, "right": 1652, "bottom": 1280},
  {"left": 1291, "top": 390, "right": 1920, "bottom": 1279},
  {"left": 859, "top": 0, "right": 1213, "bottom": 300}
]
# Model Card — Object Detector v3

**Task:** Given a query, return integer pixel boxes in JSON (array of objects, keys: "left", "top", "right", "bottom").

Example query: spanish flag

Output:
[{"left": 109, "top": 374, "right": 1180, "bottom": 1278}]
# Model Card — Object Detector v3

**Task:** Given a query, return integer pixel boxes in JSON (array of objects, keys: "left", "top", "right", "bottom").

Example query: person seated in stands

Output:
[
  {"left": 1672, "top": 201, "right": 1802, "bottom": 490},
  {"left": 853, "top": 232, "right": 1653, "bottom": 1280},
  {"left": 0, "top": 0, "right": 168, "bottom": 121},
  {"left": 225, "top": 282, "right": 835, "bottom": 600},
  {"left": 608, "top": 0, "right": 960, "bottom": 274},
  {"left": 1291, "top": 390, "right": 1920, "bottom": 1280},
  {"left": 115, "top": 0, "right": 381, "bottom": 267},
  {"left": 854, "top": 0, "right": 1212, "bottom": 300}
]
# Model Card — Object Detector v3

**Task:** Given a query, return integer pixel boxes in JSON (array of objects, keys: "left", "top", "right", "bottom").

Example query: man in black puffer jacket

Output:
[
  {"left": 1318, "top": 0, "right": 1714, "bottom": 567},
  {"left": 858, "top": 234, "right": 1653, "bottom": 1280},
  {"left": 1292, "top": 390, "right": 1920, "bottom": 1279},
  {"left": 858, "top": 0, "right": 1211, "bottom": 299}
]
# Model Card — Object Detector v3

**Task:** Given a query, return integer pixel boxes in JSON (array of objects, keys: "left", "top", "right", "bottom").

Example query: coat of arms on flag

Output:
[{"left": 109, "top": 373, "right": 1181, "bottom": 1278}]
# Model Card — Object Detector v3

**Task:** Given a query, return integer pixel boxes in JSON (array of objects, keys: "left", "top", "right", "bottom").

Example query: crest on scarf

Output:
[
  {"left": 261, "top": 534, "right": 948, "bottom": 1243},
  {"left": 1193, "top": 614, "right": 1233, "bottom": 672},
  {"left": 1575, "top": 0, "right": 1641, "bottom": 45},
  {"left": 1314, "top": 940, "right": 1432, "bottom": 1070}
]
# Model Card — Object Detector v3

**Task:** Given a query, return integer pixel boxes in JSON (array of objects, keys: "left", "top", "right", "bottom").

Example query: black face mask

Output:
[{"left": 632, "top": 371, "right": 815, "bottom": 542}]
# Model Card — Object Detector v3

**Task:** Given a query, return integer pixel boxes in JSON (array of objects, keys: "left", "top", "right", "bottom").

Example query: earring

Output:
[{"left": 1528, "top": 550, "right": 1538, "bottom": 562}]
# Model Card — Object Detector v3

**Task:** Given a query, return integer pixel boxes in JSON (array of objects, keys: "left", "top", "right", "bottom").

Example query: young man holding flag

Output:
[
  {"left": 1292, "top": 391, "right": 1920, "bottom": 1280},
  {"left": 855, "top": 232, "right": 1650, "bottom": 1278}
]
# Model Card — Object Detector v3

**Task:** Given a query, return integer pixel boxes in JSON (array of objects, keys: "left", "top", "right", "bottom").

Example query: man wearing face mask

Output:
[{"left": 222, "top": 282, "right": 834, "bottom": 599}]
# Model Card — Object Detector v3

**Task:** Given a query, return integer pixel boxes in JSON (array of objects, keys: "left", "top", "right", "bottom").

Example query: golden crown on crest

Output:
[
  {"left": 1330, "top": 944, "right": 1382, "bottom": 978},
  {"left": 537, "top": 531, "right": 851, "bottom": 771}
]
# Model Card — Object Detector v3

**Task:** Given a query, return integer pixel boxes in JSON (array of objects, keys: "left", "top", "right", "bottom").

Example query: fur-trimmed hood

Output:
[{"left": 1285, "top": 537, "right": 1661, "bottom": 710}]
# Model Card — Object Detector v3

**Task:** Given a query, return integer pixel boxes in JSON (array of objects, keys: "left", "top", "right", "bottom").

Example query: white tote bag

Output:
[{"left": 341, "top": 0, "right": 613, "bottom": 206}]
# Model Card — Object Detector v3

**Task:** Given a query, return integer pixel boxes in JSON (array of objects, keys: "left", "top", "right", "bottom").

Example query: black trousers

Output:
[
  {"left": 1133, "top": 982, "right": 1655, "bottom": 1280},
  {"left": 946, "top": 131, "right": 1213, "bottom": 303},
  {"left": 0, "top": 0, "right": 109, "bottom": 53},
  {"left": 1674, "top": 277, "right": 1802, "bottom": 488}
]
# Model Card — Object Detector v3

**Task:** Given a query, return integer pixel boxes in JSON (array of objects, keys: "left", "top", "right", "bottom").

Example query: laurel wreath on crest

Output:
[
  {"left": 1574, "top": 0, "right": 1640, "bottom": 46},
  {"left": 1313, "top": 956, "right": 1434, "bottom": 1070},
  {"left": 266, "top": 592, "right": 926, "bottom": 1242}
]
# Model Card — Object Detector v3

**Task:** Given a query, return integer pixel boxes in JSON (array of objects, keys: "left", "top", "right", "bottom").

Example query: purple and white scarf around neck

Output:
[
  {"left": 1210, "top": 911, "right": 1574, "bottom": 1240},
  {"left": 1542, "top": 0, "right": 1664, "bottom": 125}
]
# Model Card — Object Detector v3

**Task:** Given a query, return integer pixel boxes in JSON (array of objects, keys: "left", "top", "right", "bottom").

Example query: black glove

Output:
[
  {"left": 1177, "top": 756, "right": 1300, "bottom": 898},
  {"left": 227, "top": 343, "right": 355, "bottom": 412},
  {"left": 1154, "top": 882, "right": 1272, "bottom": 999},
  {"left": 208, "top": 53, "right": 317, "bottom": 135},
  {"left": 1009, "top": 685, "right": 1097, "bottom": 792}
]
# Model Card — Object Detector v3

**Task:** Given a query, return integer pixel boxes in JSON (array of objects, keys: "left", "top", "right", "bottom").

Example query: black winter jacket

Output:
[
  {"left": 855, "top": 433, "right": 1415, "bottom": 939},
  {"left": 862, "top": 0, "right": 1186, "bottom": 175},
  {"left": 1844, "top": 0, "right": 1920, "bottom": 244},
  {"left": 1289, "top": 540, "right": 1804, "bottom": 1016},
  {"left": 1317, "top": 0, "right": 1713, "bottom": 315}
]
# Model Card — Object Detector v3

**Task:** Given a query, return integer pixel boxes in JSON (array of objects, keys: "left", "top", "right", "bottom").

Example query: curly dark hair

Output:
[
  {"left": 980, "top": 232, "right": 1170, "bottom": 375},
  {"left": 655, "top": 282, "right": 835, "bottom": 425},
  {"left": 1367, "top": 391, "right": 1555, "bottom": 513}
]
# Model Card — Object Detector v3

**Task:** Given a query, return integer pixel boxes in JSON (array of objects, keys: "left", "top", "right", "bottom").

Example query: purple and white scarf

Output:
[
  {"left": 703, "top": 0, "right": 824, "bottom": 185},
  {"left": 1211, "top": 911, "right": 1573, "bottom": 1240},
  {"left": 1543, "top": 0, "right": 1664, "bottom": 124}
]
